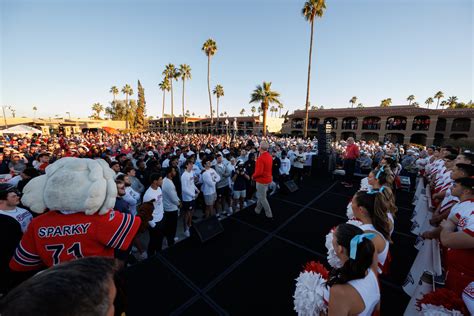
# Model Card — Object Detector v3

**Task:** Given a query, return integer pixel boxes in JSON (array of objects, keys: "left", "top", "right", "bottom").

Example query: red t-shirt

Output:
[
  {"left": 253, "top": 151, "right": 273, "bottom": 184},
  {"left": 345, "top": 144, "right": 360, "bottom": 160},
  {"left": 10, "top": 210, "right": 141, "bottom": 271}
]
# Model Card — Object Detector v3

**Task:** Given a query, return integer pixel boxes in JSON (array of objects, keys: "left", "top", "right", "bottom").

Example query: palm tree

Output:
[
  {"left": 310, "top": 105, "right": 318, "bottom": 110},
  {"left": 425, "top": 97, "right": 434, "bottom": 109},
  {"left": 121, "top": 84, "right": 133, "bottom": 129},
  {"left": 407, "top": 94, "right": 415, "bottom": 105},
  {"left": 251, "top": 106, "right": 256, "bottom": 116},
  {"left": 440, "top": 100, "right": 447, "bottom": 109},
  {"left": 178, "top": 64, "right": 192, "bottom": 122},
  {"left": 202, "top": 38, "right": 217, "bottom": 124},
  {"left": 349, "top": 96, "right": 357, "bottom": 108},
  {"left": 91, "top": 103, "right": 104, "bottom": 119},
  {"left": 185, "top": 110, "right": 190, "bottom": 117},
  {"left": 249, "top": 81, "right": 282, "bottom": 137},
  {"left": 380, "top": 98, "right": 392, "bottom": 107},
  {"left": 213, "top": 84, "right": 224, "bottom": 125},
  {"left": 278, "top": 103, "right": 284, "bottom": 117},
  {"left": 434, "top": 91, "right": 444, "bottom": 109},
  {"left": 163, "top": 64, "right": 179, "bottom": 126},
  {"left": 33, "top": 106, "right": 38, "bottom": 120},
  {"left": 158, "top": 79, "right": 171, "bottom": 127},
  {"left": 302, "top": 0, "right": 326, "bottom": 138},
  {"left": 224, "top": 111, "right": 228, "bottom": 117},
  {"left": 240, "top": 108, "right": 245, "bottom": 116},
  {"left": 412, "top": 102, "right": 419, "bottom": 107},
  {"left": 357, "top": 103, "right": 364, "bottom": 108},
  {"left": 447, "top": 96, "right": 458, "bottom": 108},
  {"left": 192, "top": 112, "right": 195, "bottom": 116},
  {"left": 109, "top": 86, "right": 119, "bottom": 104}
]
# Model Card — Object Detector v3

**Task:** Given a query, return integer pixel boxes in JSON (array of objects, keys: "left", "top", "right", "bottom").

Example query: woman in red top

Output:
[{"left": 253, "top": 141, "right": 273, "bottom": 219}]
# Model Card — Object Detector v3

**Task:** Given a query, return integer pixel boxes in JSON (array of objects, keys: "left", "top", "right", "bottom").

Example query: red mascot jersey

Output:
[{"left": 10, "top": 210, "right": 141, "bottom": 271}]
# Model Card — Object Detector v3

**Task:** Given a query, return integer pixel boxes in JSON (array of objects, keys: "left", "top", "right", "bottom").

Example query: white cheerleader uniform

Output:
[
  {"left": 360, "top": 223, "right": 389, "bottom": 274},
  {"left": 347, "top": 269, "right": 380, "bottom": 316}
]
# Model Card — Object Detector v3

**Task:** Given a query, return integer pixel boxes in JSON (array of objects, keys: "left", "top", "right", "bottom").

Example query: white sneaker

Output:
[
  {"left": 184, "top": 229, "right": 190, "bottom": 237},
  {"left": 243, "top": 201, "right": 248, "bottom": 207},
  {"left": 227, "top": 207, "right": 233, "bottom": 215},
  {"left": 174, "top": 236, "right": 179, "bottom": 242}
]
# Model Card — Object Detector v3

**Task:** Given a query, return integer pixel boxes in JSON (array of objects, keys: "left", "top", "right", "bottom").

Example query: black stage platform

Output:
[{"left": 124, "top": 177, "right": 416, "bottom": 315}]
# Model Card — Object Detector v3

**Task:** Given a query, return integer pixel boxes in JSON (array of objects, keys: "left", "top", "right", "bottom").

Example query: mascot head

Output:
[{"left": 22, "top": 158, "right": 117, "bottom": 215}]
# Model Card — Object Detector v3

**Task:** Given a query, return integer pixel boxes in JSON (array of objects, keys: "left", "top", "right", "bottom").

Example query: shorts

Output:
[
  {"left": 216, "top": 186, "right": 230, "bottom": 198},
  {"left": 182, "top": 200, "right": 195, "bottom": 212},
  {"left": 233, "top": 190, "right": 246, "bottom": 199},
  {"left": 204, "top": 193, "right": 217, "bottom": 206}
]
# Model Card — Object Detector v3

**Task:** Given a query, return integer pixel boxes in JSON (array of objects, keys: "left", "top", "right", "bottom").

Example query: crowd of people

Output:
[{"left": 0, "top": 130, "right": 471, "bottom": 315}]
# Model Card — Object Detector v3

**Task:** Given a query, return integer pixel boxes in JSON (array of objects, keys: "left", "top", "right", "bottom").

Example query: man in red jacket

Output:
[
  {"left": 253, "top": 141, "right": 273, "bottom": 219},
  {"left": 341, "top": 137, "right": 360, "bottom": 188}
]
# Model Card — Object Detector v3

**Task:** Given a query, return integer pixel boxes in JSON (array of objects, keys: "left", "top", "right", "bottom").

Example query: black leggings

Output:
[
  {"left": 148, "top": 221, "right": 165, "bottom": 256},
  {"left": 163, "top": 211, "right": 178, "bottom": 247},
  {"left": 344, "top": 159, "right": 356, "bottom": 182}
]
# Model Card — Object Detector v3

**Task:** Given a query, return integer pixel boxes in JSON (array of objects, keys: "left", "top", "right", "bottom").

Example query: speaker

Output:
[
  {"left": 317, "top": 124, "right": 331, "bottom": 156},
  {"left": 283, "top": 180, "right": 299, "bottom": 192},
  {"left": 192, "top": 215, "right": 224, "bottom": 243}
]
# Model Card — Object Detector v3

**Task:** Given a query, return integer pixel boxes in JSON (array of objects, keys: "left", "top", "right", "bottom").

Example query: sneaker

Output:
[
  {"left": 243, "top": 201, "right": 248, "bottom": 207},
  {"left": 227, "top": 207, "right": 233, "bottom": 215},
  {"left": 184, "top": 229, "right": 190, "bottom": 237},
  {"left": 174, "top": 236, "right": 179, "bottom": 242}
]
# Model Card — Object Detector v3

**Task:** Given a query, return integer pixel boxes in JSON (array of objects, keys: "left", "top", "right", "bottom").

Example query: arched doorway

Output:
[
  {"left": 384, "top": 133, "right": 404, "bottom": 144},
  {"left": 410, "top": 133, "right": 427, "bottom": 145},
  {"left": 341, "top": 131, "right": 356, "bottom": 140},
  {"left": 308, "top": 118, "right": 320, "bottom": 129},
  {"left": 342, "top": 117, "right": 358, "bottom": 130},
  {"left": 362, "top": 117, "right": 381, "bottom": 130},
  {"left": 323, "top": 117, "right": 337, "bottom": 129},
  {"left": 291, "top": 118, "right": 304, "bottom": 129},
  {"left": 451, "top": 118, "right": 471, "bottom": 132},
  {"left": 361, "top": 132, "right": 379, "bottom": 142},
  {"left": 450, "top": 133, "right": 468, "bottom": 140},
  {"left": 386, "top": 116, "right": 407, "bottom": 130},
  {"left": 434, "top": 133, "right": 444, "bottom": 146},
  {"left": 412, "top": 116, "right": 430, "bottom": 131},
  {"left": 436, "top": 118, "right": 446, "bottom": 131}
]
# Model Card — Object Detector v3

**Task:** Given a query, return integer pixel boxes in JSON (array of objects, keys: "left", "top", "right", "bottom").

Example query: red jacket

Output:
[
  {"left": 253, "top": 151, "right": 273, "bottom": 184},
  {"left": 345, "top": 144, "right": 360, "bottom": 160}
]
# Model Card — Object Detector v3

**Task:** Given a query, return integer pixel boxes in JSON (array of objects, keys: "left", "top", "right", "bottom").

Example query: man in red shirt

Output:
[
  {"left": 253, "top": 141, "right": 273, "bottom": 219},
  {"left": 341, "top": 137, "right": 360, "bottom": 188}
]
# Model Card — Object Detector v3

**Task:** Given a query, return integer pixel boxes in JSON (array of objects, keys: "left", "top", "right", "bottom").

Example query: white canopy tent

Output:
[{"left": 0, "top": 125, "right": 42, "bottom": 135}]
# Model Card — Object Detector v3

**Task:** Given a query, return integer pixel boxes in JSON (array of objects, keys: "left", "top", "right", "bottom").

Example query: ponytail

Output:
[
  {"left": 354, "top": 190, "right": 392, "bottom": 242},
  {"left": 327, "top": 224, "right": 375, "bottom": 286}
]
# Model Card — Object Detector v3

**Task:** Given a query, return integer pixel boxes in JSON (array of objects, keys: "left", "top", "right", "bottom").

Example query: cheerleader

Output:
[
  {"left": 351, "top": 190, "right": 392, "bottom": 273},
  {"left": 367, "top": 166, "right": 397, "bottom": 234},
  {"left": 326, "top": 223, "right": 380, "bottom": 316}
]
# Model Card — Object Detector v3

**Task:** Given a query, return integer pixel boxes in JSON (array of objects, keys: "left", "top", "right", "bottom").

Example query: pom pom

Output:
[
  {"left": 325, "top": 227, "right": 343, "bottom": 269},
  {"left": 303, "top": 261, "right": 329, "bottom": 280},
  {"left": 359, "top": 177, "right": 372, "bottom": 191},
  {"left": 346, "top": 201, "right": 354, "bottom": 219},
  {"left": 294, "top": 270, "right": 329, "bottom": 315},
  {"left": 417, "top": 288, "right": 468, "bottom": 316}
]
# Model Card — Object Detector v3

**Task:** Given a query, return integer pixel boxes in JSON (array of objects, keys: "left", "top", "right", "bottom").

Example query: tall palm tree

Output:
[
  {"left": 278, "top": 103, "right": 284, "bottom": 117},
  {"left": 178, "top": 64, "right": 192, "bottom": 122},
  {"left": 213, "top": 84, "right": 224, "bottom": 124},
  {"left": 121, "top": 84, "right": 133, "bottom": 129},
  {"left": 91, "top": 103, "right": 104, "bottom": 119},
  {"left": 158, "top": 78, "right": 171, "bottom": 127},
  {"left": 434, "top": 91, "right": 444, "bottom": 109},
  {"left": 249, "top": 81, "right": 282, "bottom": 137},
  {"left": 407, "top": 94, "right": 415, "bottom": 105},
  {"left": 425, "top": 97, "right": 434, "bottom": 109},
  {"left": 349, "top": 96, "right": 357, "bottom": 108},
  {"left": 380, "top": 98, "right": 392, "bottom": 107},
  {"left": 163, "top": 64, "right": 179, "bottom": 126},
  {"left": 240, "top": 108, "right": 245, "bottom": 116},
  {"left": 440, "top": 100, "right": 447, "bottom": 109},
  {"left": 33, "top": 106, "right": 38, "bottom": 120},
  {"left": 447, "top": 96, "right": 458, "bottom": 108},
  {"left": 302, "top": 0, "right": 326, "bottom": 138},
  {"left": 202, "top": 38, "right": 217, "bottom": 125},
  {"left": 109, "top": 86, "right": 119, "bottom": 104}
]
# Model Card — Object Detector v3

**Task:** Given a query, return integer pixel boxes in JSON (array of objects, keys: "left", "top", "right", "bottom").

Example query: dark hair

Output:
[
  {"left": 0, "top": 257, "right": 120, "bottom": 316},
  {"left": 455, "top": 177, "right": 474, "bottom": 192},
  {"left": 457, "top": 152, "right": 474, "bottom": 164},
  {"left": 184, "top": 159, "right": 194, "bottom": 167},
  {"left": 109, "top": 161, "right": 119, "bottom": 168},
  {"left": 22, "top": 167, "right": 40, "bottom": 178},
  {"left": 456, "top": 163, "right": 474, "bottom": 177},
  {"left": 444, "top": 154, "right": 458, "bottom": 161},
  {"left": 165, "top": 166, "right": 175, "bottom": 176},
  {"left": 445, "top": 147, "right": 459, "bottom": 155},
  {"left": 353, "top": 191, "right": 392, "bottom": 242},
  {"left": 123, "top": 166, "right": 135, "bottom": 175},
  {"left": 327, "top": 224, "right": 375, "bottom": 286},
  {"left": 149, "top": 172, "right": 162, "bottom": 183},
  {"left": 115, "top": 174, "right": 126, "bottom": 182}
]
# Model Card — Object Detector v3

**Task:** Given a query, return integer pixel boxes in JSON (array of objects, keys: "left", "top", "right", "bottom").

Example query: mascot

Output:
[{"left": 10, "top": 158, "right": 151, "bottom": 271}]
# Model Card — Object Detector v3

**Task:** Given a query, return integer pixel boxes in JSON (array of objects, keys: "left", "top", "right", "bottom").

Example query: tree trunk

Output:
[
  {"left": 216, "top": 97, "right": 220, "bottom": 127},
  {"left": 262, "top": 101, "right": 268, "bottom": 137},
  {"left": 304, "top": 20, "right": 315, "bottom": 139},
  {"left": 436, "top": 98, "right": 440, "bottom": 109},
  {"left": 125, "top": 95, "right": 129, "bottom": 130},
  {"left": 170, "top": 80, "right": 174, "bottom": 127},
  {"left": 182, "top": 79, "right": 186, "bottom": 123},
  {"left": 207, "top": 55, "right": 213, "bottom": 126},
  {"left": 162, "top": 90, "right": 166, "bottom": 129}
]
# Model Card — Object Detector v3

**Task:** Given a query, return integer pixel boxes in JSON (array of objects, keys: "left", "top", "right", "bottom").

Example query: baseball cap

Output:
[
  {"left": 222, "top": 149, "right": 230, "bottom": 155},
  {"left": 147, "top": 151, "right": 154, "bottom": 156}
]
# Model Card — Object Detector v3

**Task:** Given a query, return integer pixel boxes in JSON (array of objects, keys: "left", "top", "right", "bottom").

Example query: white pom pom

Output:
[
  {"left": 359, "top": 177, "right": 372, "bottom": 191},
  {"left": 325, "top": 230, "right": 343, "bottom": 269},
  {"left": 420, "top": 304, "right": 463, "bottom": 316},
  {"left": 294, "top": 271, "right": 328, "bottom": 315},
  {"left": 346, "top": 202, "right": 354, "bottom": 219},
  {"left": 346, "top": 219, "right": 363, "bottom": 227}
]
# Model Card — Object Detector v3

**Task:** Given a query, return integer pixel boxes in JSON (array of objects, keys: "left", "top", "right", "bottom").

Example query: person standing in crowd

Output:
[
  {"left": 201, "top": 158, "right": 221, "bottom": 218},
  {"left": 293, "top": 145, "right": 306, "bottom": 184},
  {"left": 342, "top": 137, "right": 360, "bottom": 188},
  {"left": 232, "top": 162, "right": 249, "bottom": 212},
  {"left": 124, "top": 166, "right": 145, "bottom": 195},
  {"left": 244, "top": 152, "right": 256, "bottom": 201},
  {"left": 162, "top": 167, "right": 181, "bottom": 247},
  {"left": 181, "top": 160, "right": 199, "bottom": 237},
  {"left": 279, "top": 150, "right": 291, "bottom": 186},
  {"left": 114, "top": 179, "right": 131, "bottom": 214},
  {"left": 358, "top": 152, "right": 373, "bottom": 175},
  {"left": 116, "top": 174, "right": 140, "bottom": 216},
  {"left": 253, "top": 141, "right": 273, "bottom": 220},
  {"left": 0, "top": 188, "right": 32, "bottom": 234},
  {"left": 0, "top": 152, "right": 10, "bottom": 174},
  {"left": 271, "top": 149, "right": 281, "bottom": 194},
  {"left": 215, "top": 153, "right": 232, "bottom": 217},
  {"left": 143, "top": 173, "right": 165, "bottom": 255}
]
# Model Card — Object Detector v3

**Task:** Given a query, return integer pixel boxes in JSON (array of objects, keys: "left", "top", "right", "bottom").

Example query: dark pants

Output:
[
  {"left": 293, "top": 167, "right": 304, "bottom": 184},
  {"left": 163, "top": 211, "right": 178, "bottom": 247},
  {"left": 148, "top": 220, "right": 165, "bottom": 256},
  {"left": 344, "top": 159, "right": 356, "bottom": 183}
]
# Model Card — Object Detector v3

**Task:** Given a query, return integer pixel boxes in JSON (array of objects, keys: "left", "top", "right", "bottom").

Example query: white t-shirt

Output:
[
  {"left": 201, "top": 168, "right": 221, "bottom": 195},
  {"left": 293, "top": 152, "right": 306, "bottom": 169},
  {"left": 143, "top": 186, "right": 164, "bottom": 227},
  {"left": 181, "top": 170, "right": 198, "bottom": 202},
  {"left": 0, "top": 207, "right": 33, "bottom": 233}
]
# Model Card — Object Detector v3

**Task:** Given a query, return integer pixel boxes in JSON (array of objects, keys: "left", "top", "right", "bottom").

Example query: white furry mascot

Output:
[{"left": 10, "top": 158, "right": 151, "bottom": 271}]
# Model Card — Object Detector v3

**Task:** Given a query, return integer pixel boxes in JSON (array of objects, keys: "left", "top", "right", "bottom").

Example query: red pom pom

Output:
[
  {"left": 303, "top": 261, "right": 329, "bottom": 279},
  {"left": 416, "top": 288, "right": 469, "bottom": 315}
]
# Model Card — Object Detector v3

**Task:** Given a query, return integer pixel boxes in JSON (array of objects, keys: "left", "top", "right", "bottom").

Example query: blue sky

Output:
[{"left": 1, "top": 0, "right": 472, "bottom": 119}]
